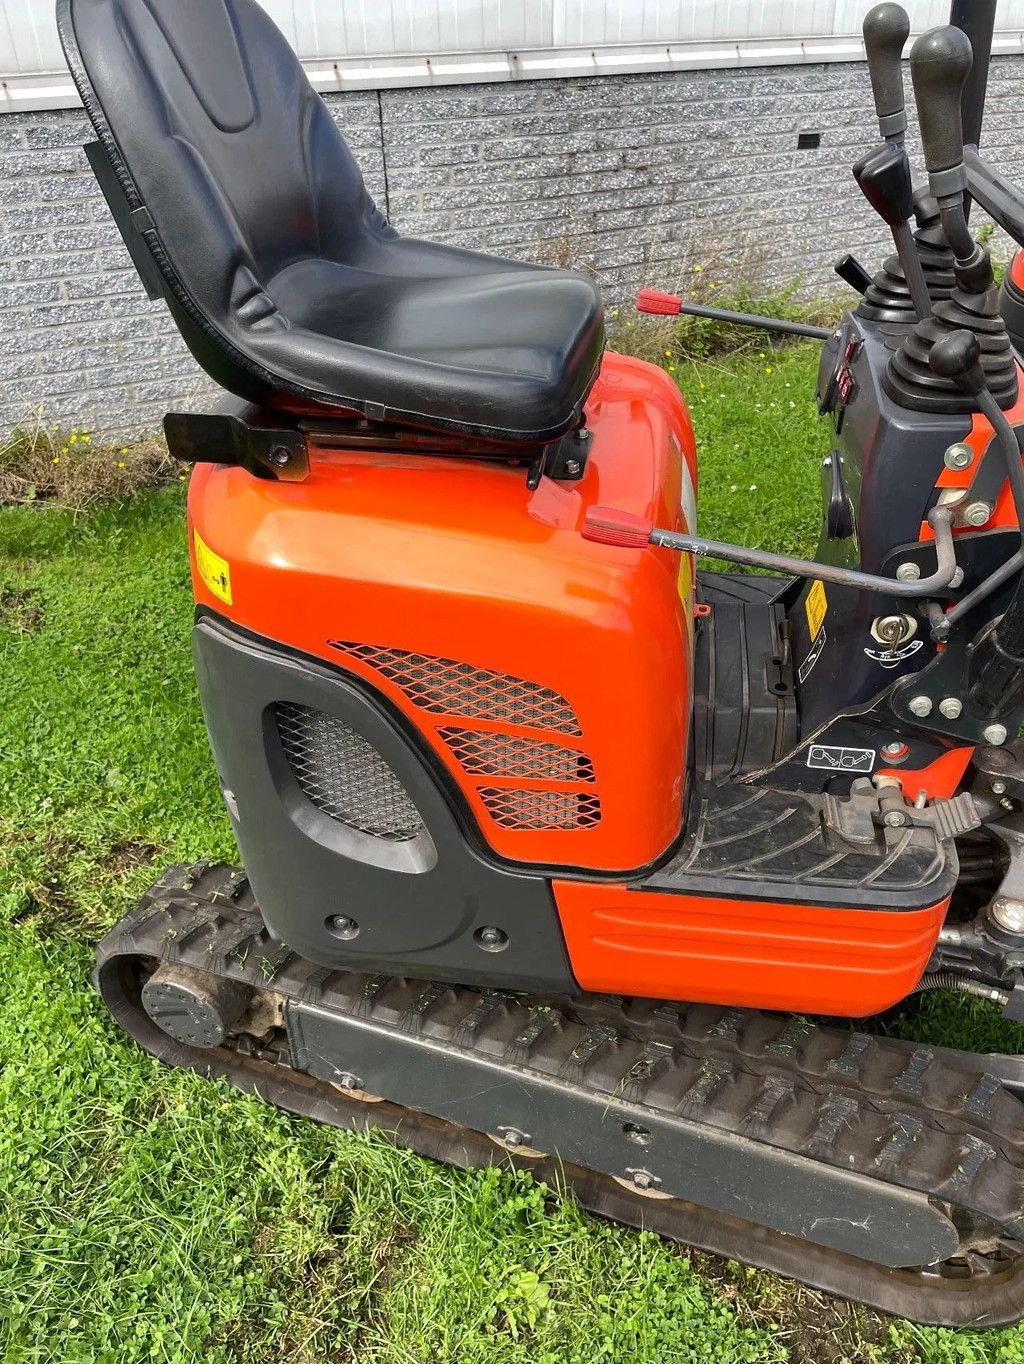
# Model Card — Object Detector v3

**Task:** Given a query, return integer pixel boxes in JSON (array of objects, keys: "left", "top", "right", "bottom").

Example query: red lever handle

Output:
[
  {"left": 582, "top": 507, "right": 654, "bottom": 548},
  {"left": 636, "top": 289, "right": 683, "bottom": 316}
]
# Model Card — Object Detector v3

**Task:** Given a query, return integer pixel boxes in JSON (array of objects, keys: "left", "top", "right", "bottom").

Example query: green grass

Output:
[{"left": 2, "top": 345, "right": 1023, "bottom": 1363}]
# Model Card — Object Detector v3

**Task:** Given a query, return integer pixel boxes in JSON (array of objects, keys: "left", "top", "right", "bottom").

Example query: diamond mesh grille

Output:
[
  {"left": 439, "top": 726, "right": 596, "bottom": 783},
  {"left": 328, "top": 641, "right": 581, "bottom": 735},
  {"left": 274, "top": 703, "right": 424, "bottom": 841},
  {"left": 478, "top": 787, "right": 602, "bottom": 831}
]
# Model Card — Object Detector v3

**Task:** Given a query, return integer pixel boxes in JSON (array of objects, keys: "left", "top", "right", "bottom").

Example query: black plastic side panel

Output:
[
  {"left": 1002, "top": 274, "right": 1024, "bottom": 355},
  {"left": 692, "top": 572, "right": 798, "bottom": 779},
  {"left": 784, "top": 313, "right": 971, "bottom": 785},
  {"left": 192, "top": 616, "right": 576, "bottom": 993}
]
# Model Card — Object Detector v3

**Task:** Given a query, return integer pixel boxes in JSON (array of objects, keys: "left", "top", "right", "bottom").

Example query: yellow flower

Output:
[
  {"left": 120, "top": 447, "right": 128, "bottom": 454},
  {"left": 69, "top": 434, "right": 78, "bottom": 444},
  {"left": 117, "top": 461, "right": 126, "bottom": 469},
  {"left": 52, "top": 456, "right": 60, "bottom": 464},
  {"left": 693, "top": 264, "right": 703, "bottom": 273},
  {"left": 765, "top": 365, "right": 773, "bottom": 375}
]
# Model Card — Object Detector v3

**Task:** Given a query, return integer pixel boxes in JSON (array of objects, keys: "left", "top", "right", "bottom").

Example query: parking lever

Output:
[{"left": 863, "top": 3, "right": 911, "bottom": 141}]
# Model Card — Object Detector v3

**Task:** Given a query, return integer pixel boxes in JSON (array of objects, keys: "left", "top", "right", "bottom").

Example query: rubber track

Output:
[{"left": 95, "top": 862, "right": 1024, "bottom": 1328}]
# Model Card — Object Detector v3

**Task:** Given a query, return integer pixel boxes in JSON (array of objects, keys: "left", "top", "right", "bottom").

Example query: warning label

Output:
[
  {"left": 194, "top": 529, "right": 233, "bottom": 605},
  {"left": 805, "top": 578, "right": 827, "bottom": 640}
]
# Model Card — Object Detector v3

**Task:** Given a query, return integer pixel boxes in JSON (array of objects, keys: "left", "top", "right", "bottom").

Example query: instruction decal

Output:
[
  {"left": 194, "top": 529, "right": 233, "bottom": 606},
  {"left": 797, "top": 628, "right": 826, "bottom": 684},
  {"left": 865, "top": 639, "right": 924, "bottom": 670},
  {"left": 805, "top": 579, "right": 828, "bottom": 640},
  {"left": 806, "top": 744, "right": 876, "bottom": 774}
]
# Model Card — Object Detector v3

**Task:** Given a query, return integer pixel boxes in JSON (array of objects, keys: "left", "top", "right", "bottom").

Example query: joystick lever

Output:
[
  {"left": 910, "top": 25, "right": 985, "bottom": 274},
  {"left": 858, "top": 4, "right": 931, "bottom": 318},
  {"left": 863, "top": 2, "right": 911, "bottom": 143}
]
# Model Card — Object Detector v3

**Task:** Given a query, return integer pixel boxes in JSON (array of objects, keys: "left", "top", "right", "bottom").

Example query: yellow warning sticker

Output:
[
  {"left": 805, "top": 578, "right": 827, "bottom": 640},
  {"left": 194, "top": 529, "right": 232, "bottom": 605}
]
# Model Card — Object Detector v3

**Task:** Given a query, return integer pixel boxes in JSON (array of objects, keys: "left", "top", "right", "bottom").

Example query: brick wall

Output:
[{"left": 0, "top": 56, "right": 1021, "bottom": 438}]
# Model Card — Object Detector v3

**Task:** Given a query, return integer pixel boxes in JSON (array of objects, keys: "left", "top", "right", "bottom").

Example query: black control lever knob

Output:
[
  {"left": 929, "top": 328, "right": 986, "bottom": 395},
  {"left": 910, "top": 26, "right": 974, "bottom": 175},
  {"left": 863, "top": 3, "right": 911, "bottom": 136}
]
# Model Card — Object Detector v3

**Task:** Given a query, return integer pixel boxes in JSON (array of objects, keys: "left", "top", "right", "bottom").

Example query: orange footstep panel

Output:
[{"left": 554, "top": 881, "right": 949, "bottom": 1018}]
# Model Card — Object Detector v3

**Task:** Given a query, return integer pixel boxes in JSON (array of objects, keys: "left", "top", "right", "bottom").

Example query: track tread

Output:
[{"left": 94, "top": 862, "right": 1024, "bottom": 1328}]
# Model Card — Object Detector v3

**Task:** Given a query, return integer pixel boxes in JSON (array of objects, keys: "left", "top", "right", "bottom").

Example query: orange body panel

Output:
[
  {"left": 188, "top": 351, "right": 696, "bottom": 872},
  {"left": 553, "top": 881, "right": 949, "bottom": 1017},
  {"left": 928, "top": 382, "right": 1024, "bottom": 533},
  {"left": 1011, "top": 250, "right": 1024, "bottom": 290}
]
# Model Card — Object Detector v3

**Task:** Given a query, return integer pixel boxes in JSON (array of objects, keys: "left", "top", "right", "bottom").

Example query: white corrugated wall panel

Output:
[{"left": 1, "top": 0, "right": 1022, "bottom": 103}]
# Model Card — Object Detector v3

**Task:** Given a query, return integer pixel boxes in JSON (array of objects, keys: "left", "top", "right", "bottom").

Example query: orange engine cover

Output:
[{"left": 188, "top": 351, "right": 697, "bottom": 873}]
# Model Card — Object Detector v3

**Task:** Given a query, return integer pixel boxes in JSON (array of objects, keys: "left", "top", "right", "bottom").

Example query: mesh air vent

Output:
[
  {"left": 439, "top": 726, "right": 595, "bottom": 783},
  {"left": 274, "top": 702, "right": 424, "bottom": 841},
  {"left": 478, "top": 787, "right": 602, "bottom": 831},
  {"left": 329, "top": 640, "right": 581, "bottom": 735}
]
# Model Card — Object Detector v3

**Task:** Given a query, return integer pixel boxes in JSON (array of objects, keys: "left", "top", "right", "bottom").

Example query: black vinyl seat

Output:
[{"left": 58, "top": 0, "right": 605, "bottom": 444}]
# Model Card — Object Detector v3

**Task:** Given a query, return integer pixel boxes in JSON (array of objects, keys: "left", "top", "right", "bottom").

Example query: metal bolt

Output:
[
  {"left": 269, "top": 446, "right": 291, "bottom": 467},
  {"left": 908, "top": 695, "right": 933, "bottom": 718},
  {"left": 563, "top": 458, "right": 582, "bottom": 477},
  {"left": 964, "top": 501, "right": 992, "bottom": 527},
  {"left": 991, "top": 897, "right": 1024, "bottom": 934},
  {"left": 883, "top": 809, "right": 908, "bottom": 827},
  {"left": 336, "top": 1072, "right": 362, "bottom": 1091},
  {"left": 497, "top": 1126, "right": 530, "bottom": 1149},
  {"left": 626, "top": 1168, "right": 662, "bottom": 1191},
  {"left": 992, "top": 780, "right": 1008, "bottom": 795},
  {"left": 896, "top": 562, "right": 922, "bottom": 582},
  {"left": 475, "top": 925, "right": 510, "bottom": 953},
  {"left": 983, "top": 723, "right": 1009, "bottom": 746},
  {"left": 944, "top": 442, "right": 974, "bottom": 471},
  {"left": 939, "top": 697, "right": 964, "bottom": 720},
  {"left": 881, "top": 741, "right": 910, "bottom": 761},
  {"left": 328, "top": 914, "right": 360, "bottom": 940}
]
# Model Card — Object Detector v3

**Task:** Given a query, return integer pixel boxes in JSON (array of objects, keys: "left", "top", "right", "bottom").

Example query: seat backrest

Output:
[{"left": 58, "top": 0, "right": 391, "bottom": 399}]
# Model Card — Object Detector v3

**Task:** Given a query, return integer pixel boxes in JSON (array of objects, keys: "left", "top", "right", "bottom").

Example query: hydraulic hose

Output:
[{"left": 911, "top": 972, "right": 1009, "bottom": 1006}]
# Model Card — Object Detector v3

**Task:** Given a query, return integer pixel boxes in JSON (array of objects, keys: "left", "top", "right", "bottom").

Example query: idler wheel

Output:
[{"left": 141, "top": 963, "right": 252, "bottom": 1048}]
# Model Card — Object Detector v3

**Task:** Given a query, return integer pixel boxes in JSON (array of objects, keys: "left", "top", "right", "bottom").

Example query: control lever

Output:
[
  {"left": 860, "top": 4, "right": 931, "bottom": 318},
  {"left": 863, "top": 3, "right": 911, "bottom": 142},
  {"left": 834, "top": 254, "right": 874, "bottom": 296},
  {"left": 854, "top": 143, "right": 932, "bottom": 318},
  {"left": 909, "top": 25, "right": 986, "bottom": 275}
]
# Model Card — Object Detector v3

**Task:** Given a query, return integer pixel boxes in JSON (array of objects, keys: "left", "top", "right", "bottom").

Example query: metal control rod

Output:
[
  {"left": 636, "top": 291, "right": 831, "bottom": 340},
  {"left": 583, "top": 505, "right": 959, "bottom": 599}
]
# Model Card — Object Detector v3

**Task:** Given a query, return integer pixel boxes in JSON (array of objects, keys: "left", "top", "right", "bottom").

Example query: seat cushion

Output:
[
  {"left": 263, "top": 245, "right": 605, "bottom": 439},
  {"left": 59, "top": 0, "right": 606, "bottom": 445}
]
